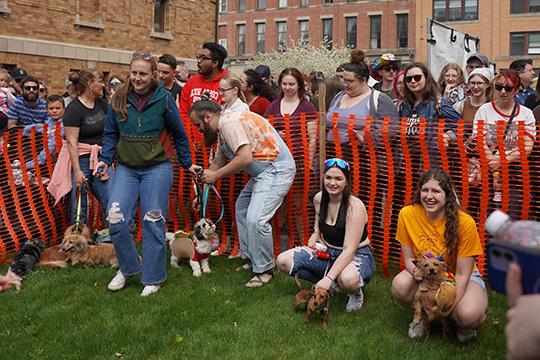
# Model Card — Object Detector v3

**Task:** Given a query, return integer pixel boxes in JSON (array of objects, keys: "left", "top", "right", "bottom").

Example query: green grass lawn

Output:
[{"left": 0, "top": 256, "right": 506, "bottom": 360}]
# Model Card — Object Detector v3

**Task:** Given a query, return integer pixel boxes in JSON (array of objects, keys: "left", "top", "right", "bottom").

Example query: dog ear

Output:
[{"left": 412, "top": 259, "right": 421, "bottom": 267}]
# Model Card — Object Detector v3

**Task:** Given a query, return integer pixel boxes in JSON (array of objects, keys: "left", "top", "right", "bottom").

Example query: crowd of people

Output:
[{"left": 1, "top": 42, "right": 540, "bottom": 355}]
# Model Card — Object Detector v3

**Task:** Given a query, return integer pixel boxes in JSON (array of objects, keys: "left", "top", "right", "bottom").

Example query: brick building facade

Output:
[
  {"left": 415, "top": 0, "right": 540, "bottom": 70},
  {"left": 0, "top": 0, "right": 217, "bottom": 94},
  {"left": 217, "top": 0, "right": 415, "bottom": 73}
]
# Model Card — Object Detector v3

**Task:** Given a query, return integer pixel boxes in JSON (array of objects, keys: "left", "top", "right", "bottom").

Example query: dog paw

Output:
[
  {"left": 192, "top": 270, "right": 202, "bottom": 277},
  {"left": 202, "top": 267, "right": 211, "bottom": 273}
]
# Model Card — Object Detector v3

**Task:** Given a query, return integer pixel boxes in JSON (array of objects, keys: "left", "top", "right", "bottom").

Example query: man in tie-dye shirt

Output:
[{"left": 189, "top": 100, "right": 296, "bottom": 288}]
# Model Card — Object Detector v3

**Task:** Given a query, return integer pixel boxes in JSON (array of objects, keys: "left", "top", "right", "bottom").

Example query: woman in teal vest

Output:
[{"left": 95, "top": 52, "right": 196, "bottom": 297}]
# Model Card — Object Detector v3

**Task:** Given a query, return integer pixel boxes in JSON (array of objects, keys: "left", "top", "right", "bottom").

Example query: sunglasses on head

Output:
[
  {"left": 24, "top": 85, "right": 38, "bottom": 91},
  {"left": 324, "top": 158, "right": 350, "bottom": 171},
  {"left": 494, "top": 84, "right": 515, "bottom": 92},
  {"left": 132, "top": 52, "right": 153, "bottom": 61},
  {"left": 405, "top": 74, "right": 423, "bottom": 83}
]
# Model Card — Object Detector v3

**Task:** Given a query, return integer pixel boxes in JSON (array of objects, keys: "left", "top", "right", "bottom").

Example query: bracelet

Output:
[{"left": 325, "top": 275, "right": 334, "bottom": 282}]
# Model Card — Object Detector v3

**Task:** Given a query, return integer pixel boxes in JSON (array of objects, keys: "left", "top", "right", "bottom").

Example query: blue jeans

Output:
[
  {"left": 70, "top": 155, "right": 109, "bottom": 224},
  {"left": 236, "top": 163, "right": 295, "bottom": 273},
  {"left": 107, "top": 162, "right": 173, "bottom": 285}
]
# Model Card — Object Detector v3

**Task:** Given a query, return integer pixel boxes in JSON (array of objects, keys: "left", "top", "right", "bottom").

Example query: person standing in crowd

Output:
[
  {"left": 276, "top": 158, "right": 375, "bottom": 312},
  {"left": 510, "top": 59, "right": 536, "bottom": 105},
  {"left": 158, "top": 54, "right": 182, "bottom": 103},
  {"left": 179, "top": 42, "right": 228, "bottom": 125},
  {"left": 49, "top": 70, "right": 109, "bottom": 224},
  {"left": 108, "top": 74, "right": 125, "bottom": 100},
  {"left": 391, "top": 167, "right": 487, "bottom": 342},
  {"left": 464, "top": 52, "right": 490, "bottom": 77},
  {"left": 326, "top": 50, "right": 398, "bottom": 164},
  {"left": 95, "top": 52, "right": 195, "bottom": 297},
  {"left": 524, "top": 74, "right": 540, "bottom": 111},
  {"left": 254, "top": 64, "right": 279, "bottom": 97},
  {"left": 393, "top": 69, "right": 406, "bottom": 110},
  {"left": 219, "top": 74, "right": 249, "bottom": 113},
  {"left": 399, "top": 62, "right": 460, "bottom": 166},
  {"left": 454, "top": 67, "right": 494, "bottom": 129},
  {"left": 438, "top": 63, "right": 468, "bottom": 104},
  {"left": 370, "top": 53, "right": 400, "bottom": 101},
  {"left": 0, "top": 70, "right": 16, "bottom": 133},
  {"left": 240, "top": 69, "right": 274, "bottom": 116},
  {"left": 7, "top": 76, "right": 49, "bottom": 129},
  {"left": 38, "top": 81, "right": 48, "bottom": 99},
  {"left": 471, "top": 69, "right": 535, "bottom": 212},
  {"left": 188, "top": 100, "right": 295, "bottom": 288}
]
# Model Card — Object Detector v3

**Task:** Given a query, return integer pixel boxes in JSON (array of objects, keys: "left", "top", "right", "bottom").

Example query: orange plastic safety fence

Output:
[{"left": 1, "top": 114, "right": 539, "bottom": 280}]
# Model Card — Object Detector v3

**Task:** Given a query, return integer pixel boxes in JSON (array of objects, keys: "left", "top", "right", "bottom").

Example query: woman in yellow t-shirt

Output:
[{"left": 390, "top": 167, "right": 488, "bottom": 342}]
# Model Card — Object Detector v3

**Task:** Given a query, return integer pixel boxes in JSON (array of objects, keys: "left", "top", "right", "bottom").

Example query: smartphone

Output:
[{"left": 487, "top": 239, "right": 540, "bottom": 294}]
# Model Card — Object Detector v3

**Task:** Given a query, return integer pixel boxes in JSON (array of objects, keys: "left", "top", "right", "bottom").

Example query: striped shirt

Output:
[{"left": 7, "top": 96, "right": 48, "bottom": 126}]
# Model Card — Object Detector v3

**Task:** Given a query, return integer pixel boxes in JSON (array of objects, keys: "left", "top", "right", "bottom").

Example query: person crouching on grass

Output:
[
  {"left": 188, "top": 100, "right": 296, "bottom": 288},
  {"left": 276, "top": 158, "right": 375, "bottom": 312},
  {"left": 390, "top": 167, "right": 487, "bottom": 342},
  {"left": 95, "top": 52, "right": 197, "bottom": 297}
]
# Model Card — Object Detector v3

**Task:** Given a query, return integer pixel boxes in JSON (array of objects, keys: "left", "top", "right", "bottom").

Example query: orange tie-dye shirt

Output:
[{"left": 218, "top": 110, "right": 280, "bottom": 162}]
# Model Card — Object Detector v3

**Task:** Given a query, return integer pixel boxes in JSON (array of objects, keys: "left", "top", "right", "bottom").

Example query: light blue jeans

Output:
[
  {"left": 236, "top": 162, "right": 296, "bottom": 273},
  {"left": 107, "top": 161, "right": 173, "bottom": 285}
]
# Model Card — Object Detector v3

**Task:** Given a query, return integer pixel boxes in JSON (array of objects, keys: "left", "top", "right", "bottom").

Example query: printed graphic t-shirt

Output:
[
  {"left": 62, "top": 97, "right": 108, "bottom": 145},
  {"left": 218, "top": 111, "right": 280, "bottom": 163},
  {"left": 396, "top": 204, "right": 483, "bottom": 265}
]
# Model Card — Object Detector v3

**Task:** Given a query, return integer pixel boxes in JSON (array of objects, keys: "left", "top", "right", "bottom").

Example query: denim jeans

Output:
[
  {"left": 107, "top": 161, "right": 173, "bottom": 285},
  {"left": 70, "top": 155, "right": 109, "bottom": 224},
  {"left": 236, "top": 162, "right": 296, "bottom": 274}
]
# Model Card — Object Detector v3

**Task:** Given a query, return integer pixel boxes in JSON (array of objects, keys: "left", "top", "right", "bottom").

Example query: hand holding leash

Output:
[{"left": 93, "top": 161, "right": 108, "bottom": 177}]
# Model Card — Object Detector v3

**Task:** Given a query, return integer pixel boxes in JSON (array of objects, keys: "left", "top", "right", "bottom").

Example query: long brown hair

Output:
[
  {"left": 402, "top": 62, "right": 439, "bottom": 106},
  {"left": 437, "top": 63, "right": 465, "bottom": 91},
  {"left": 412, "top": 167, "right": 460, "bottom": 269},
  {"left": 111, "top": 53, "right": 158, "bottom": 121}
]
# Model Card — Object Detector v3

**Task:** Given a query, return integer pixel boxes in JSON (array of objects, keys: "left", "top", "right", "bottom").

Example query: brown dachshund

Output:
[
  {"left": 411, "top": 257, "right": 456, "bottom": 339},
  {"left": 294, "top": 274, "right": 331, "bottom": 329}
]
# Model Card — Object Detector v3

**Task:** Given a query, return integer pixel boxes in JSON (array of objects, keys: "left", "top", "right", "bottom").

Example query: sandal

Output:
[
  {"left": 244, "top": 272, "right": 273, "bottom": 288},
  {"left": 235, "top": 263, "right": 252, "bottom": 272}
]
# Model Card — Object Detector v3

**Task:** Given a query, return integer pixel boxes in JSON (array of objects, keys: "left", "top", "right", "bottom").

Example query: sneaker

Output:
[
  {"left": 408, "top": 322, "right": 425, "bottom": 339},
  {"left": 141, "top": 285, "right": 160, "bottom": 297},
  {"left": 457, "top": 328, "right": 477, "bottom": 343},
  {"left": 108, "top": 271, "right": 128, "bottom": 291},
  {"left": 345, "top": 288, "right": 364, "bottom": 312}
]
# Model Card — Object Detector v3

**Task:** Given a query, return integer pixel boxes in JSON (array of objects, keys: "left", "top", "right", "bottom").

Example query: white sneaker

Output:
[
  {"left": 408, "top": 321, "right": 425, "bottom": 339},
  {"left": 457, "top": 328, "right": 477, "bottom": 343},
  {"left": 345, "top": 288, "right": 364, "bottom": 312},
  {"left": 108, "top": 271, "right": 127, "bottom": 291},
  {"left": 141, "top": 285, "right": 160, "bottom": 297}
]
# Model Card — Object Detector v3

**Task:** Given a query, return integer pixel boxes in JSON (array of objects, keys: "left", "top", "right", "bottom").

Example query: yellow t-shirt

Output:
[{"left": 396, "top": 204, "right": 482, "bottom": 264}]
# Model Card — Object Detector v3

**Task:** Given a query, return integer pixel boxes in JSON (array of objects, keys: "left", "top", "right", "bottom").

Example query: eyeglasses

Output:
[
  {"left": 469, "top": 81, "right": 486, "bottom": 87},
  {"left": 324, "top": 158, "right": 350, "bottom": 171},
  {"left": 39, "top": 88, "right": 46, "bottom": 93},
  {"left": 494, "top": 84, "right": 515, "bottom": 92},
  {"left": 24, "top": 85, "right": 38, "bottom": 91},
  {"left": 380, "top": 66, "right": 397, "bottom": 72},
  {"left": 132, "top": 52, "right": 153, "bottom": 61},
  {"left": 218, "top": 87, "right": 233, "bottom": 93},
  {"left": 196, "top": 54, "right": 214, "bottom": 62},
  {"left": 405, "top": 74, "right": 423, "bottom": 83}
]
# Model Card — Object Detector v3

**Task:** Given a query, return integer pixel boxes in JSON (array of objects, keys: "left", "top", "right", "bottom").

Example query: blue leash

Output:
[{"left": 193, "top": 171, "right": 224, "bottom": 225}]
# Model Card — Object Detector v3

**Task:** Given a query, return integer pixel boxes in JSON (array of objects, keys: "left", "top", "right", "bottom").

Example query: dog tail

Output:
[
  {"left": 39, "top": 260, "right": 68, "bottom": 269},
  {"left": 294, "top": 273, "right": 304, "bottom": 289}
]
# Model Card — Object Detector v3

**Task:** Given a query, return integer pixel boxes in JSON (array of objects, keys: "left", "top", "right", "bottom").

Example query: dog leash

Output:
[
  {"left": 193, "top": 170, "right": 224, "bottom": 225},
  {"left": 75, "top": 183, "right": 86, "bottom": 226}
]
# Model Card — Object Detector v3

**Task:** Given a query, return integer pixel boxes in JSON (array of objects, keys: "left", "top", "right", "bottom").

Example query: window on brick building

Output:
[
  {"left": 396, "top": 14, "right": 408, "bottom": 48},
  {"left": 237, "top": 24, "right": 246, "bottom": 55},
  {"left": 277, "top": 21, "right": 287, "bottom": 52},
  {"left": 346, "top": 17, "right": 357, "bottom": 49},
  {"left": 433, "top": 0, "right": 478, "bottom": 21},
  {"left": 322, "top": 18, "right": 333, "bottom": 49},
  {"left": 511, "top": 0, "right": 540, "bottom": 13},
  {"left": 511, "top": 32, "right": 540, "bottom": 55},
  {"left": 324, "top": 0, "right": 333, "bottom": 3},
  {"left": 300, "top": 0, "right": 309, "bottom": 6},
  {"left": 257, "top": 0, "right": 265, "bottom": 10},
  {"left": 219, "top": 0, "right": 227, "bottom": 13},
  {"left": 256, "top": 23, "right": 266, "bottom": 53},
  {"left": 154, "top": 0, "right": 166, "bottom": 33},
  {"left": 299, "top": 20, "right": 309, "bottom": 46},
  {"left": 370, "top": 15, "right": 381, "bottom": 49},
  {"left": 279, "top": 0, "right": 287, "bottom": 8},
  {"left": 219, "top": 39, "right": 228, "bottom": 50},
  {"left": 238, "top": 0, "right": 246, "bottom": 12}
]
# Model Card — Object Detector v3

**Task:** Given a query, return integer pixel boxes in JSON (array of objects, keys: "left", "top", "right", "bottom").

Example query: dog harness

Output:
[{"left": 191, "top": 234, "right": 220, "bottom": 262}]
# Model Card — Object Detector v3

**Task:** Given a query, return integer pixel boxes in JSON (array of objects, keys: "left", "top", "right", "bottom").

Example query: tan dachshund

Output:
[{"left": 294, "top": 274, "right": 331, "bottom": 329}]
